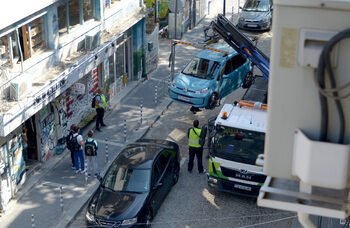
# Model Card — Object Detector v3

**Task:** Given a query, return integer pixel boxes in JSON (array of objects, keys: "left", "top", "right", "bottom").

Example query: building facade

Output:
[{"left": 0, "top": 0, "right": 147, "bottom": 210}]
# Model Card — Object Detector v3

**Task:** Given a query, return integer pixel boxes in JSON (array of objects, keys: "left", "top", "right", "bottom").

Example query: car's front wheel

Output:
[
  {"left": 144, "top": 209, "right": 153, "bottom": 228},
  {"left": 206, "top": 93, "right": 218, "bottom": 109}
]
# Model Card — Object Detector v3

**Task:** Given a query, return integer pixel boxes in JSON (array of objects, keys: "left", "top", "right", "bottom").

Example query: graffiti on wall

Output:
[
  {"left": 8, "top": 136, "right": 25, "bottom": 185},
  {"left": 56, "top": 70, "right": 98, "bottom": 138},
  {"left": 38, "top": 105, "right": 56, "bottom": 161}
]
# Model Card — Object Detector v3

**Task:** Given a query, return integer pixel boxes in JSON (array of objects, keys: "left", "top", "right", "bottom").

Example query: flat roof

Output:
[{"left": 215, "top": 104, "right": 267, "bottom": 133}]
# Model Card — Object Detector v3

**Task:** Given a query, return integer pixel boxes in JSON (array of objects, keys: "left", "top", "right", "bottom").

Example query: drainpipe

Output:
[
  {"left": 15, "top": 28, "right": 24, "bottom": 73},
  {"left": 174, "top": 0, "right": 178, "bottom": 39}
]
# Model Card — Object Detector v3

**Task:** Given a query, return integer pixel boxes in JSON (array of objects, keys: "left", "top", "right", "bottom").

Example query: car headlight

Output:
[
  {"left": 261, "top": 17, "right": 269, "bottom": 23},
  {"left": 171, "top": 81, "right": 177, "bottom": 88},
  {"left": 122, "top": 217, "right": 138, "bottom": 226},
  {"left": 86, "top": 210, "right": 95, "bottom": 222},
  {"left": 200, "top": 88, "right": 209, "bottom": 94}
]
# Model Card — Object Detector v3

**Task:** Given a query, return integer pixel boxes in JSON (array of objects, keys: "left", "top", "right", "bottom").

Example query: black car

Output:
[{"left": 85, "top": 139, "right": 180, "bottom": 227}]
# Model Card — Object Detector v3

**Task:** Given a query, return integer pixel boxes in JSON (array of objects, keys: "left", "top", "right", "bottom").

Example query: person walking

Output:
[
  {"left": 84, "top": 130, "right": 99, "bottom": 177},
  {"left": 66, "top": 124, "right": 76, "bottom": 169},
  {"left": 72, "top": 125, "right": 85, "bottom": 174},
  {"left": 187, "top": 119, "right": 205, "bottom": 173},
  {"left": 94, "top": 88, "right": 107, "bottom": 132}
]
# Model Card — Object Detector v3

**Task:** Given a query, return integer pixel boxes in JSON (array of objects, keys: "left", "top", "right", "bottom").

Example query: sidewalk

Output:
[{"left": 0, "top": 1, "right": 234, "bottom": 227}]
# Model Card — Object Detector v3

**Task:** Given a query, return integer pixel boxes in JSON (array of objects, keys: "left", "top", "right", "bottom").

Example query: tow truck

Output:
[{"left": 206, "top": 14, "right": 270, "bottom": 197}]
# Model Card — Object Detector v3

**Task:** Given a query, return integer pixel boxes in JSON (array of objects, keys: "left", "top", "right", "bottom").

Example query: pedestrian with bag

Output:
[
  {"left": 71, "top": 125, "right": 85, "bottom": 174},
  {"left": 84, "top": 130, "right": 99, "bottom": 177},
  {"left": 187, "top": 119, "right": 206, "bottom": 174},
  {"left": 92, "top": 88, "right": 107, "bottom": 132},
  {"left": 66, "top": 124, "right": 76, "bottom": 169}
]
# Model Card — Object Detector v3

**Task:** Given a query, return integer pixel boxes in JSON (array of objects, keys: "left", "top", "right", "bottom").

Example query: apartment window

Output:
[
  {"left": 58, "top": 0, "right": 95, "bottom": 36},
  {"left": 115, "top": 44, "right": 125, "bottom": 78},
  {"left": 0, "top": 16, "right": 46, "bottom": 67}
]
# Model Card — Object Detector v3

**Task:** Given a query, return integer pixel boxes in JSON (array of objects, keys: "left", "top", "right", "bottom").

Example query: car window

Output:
[
  {"left": 102, "top": 166, "right": 151, "bottom": 192},
  {"left": 224, "top": 58, "right": 234, "bottom": 75},
  {"left": 231, "top": 55, "right": 247, "bottom": 71},
  {"left": 152, "top": 163, "right": 161, "bottom": 185},
  {"left": 243, "top": 0, "right": 270, "bottom": 12},
  {"left": 182, "top": 57, "right": 220, "bottom": 80},
  {"left": 156, "top": 153, "right": 168, "bottom": 174}
]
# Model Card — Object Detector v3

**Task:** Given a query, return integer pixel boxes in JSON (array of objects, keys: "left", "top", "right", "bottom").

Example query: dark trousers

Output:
[
  {"left": 188, "top": 146, "right": 204, "bottom": 173},
  {"left": 70, "top": 149, "right": 74, "bottom": 166},
  {"left": 96, "top": 108, "right": 105, "bottom": 130}
]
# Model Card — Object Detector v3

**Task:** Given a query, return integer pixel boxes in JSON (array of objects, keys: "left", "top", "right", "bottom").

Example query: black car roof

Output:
[{"left": 113, "top": 139, "right": 179, "bottom": 169}]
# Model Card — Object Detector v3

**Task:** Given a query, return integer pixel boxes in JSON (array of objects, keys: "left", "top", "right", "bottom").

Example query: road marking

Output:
[
  {"left": 180, "top": 157, "right": 186, "bottom": 167},
  {"left": 94, "top": 139, "right": 125, "bottom": 147}
]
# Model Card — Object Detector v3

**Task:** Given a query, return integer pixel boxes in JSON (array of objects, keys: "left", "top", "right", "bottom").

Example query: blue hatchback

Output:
[{"left": 169, "top": 44, "right": 252, "bottom": 109}]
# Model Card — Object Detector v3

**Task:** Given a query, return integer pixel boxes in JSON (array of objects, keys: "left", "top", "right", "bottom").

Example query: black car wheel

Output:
[
  {"left": 206, "top": 93, "right": 218, "bottom": 109},
  {"left": 172, "top": 163, "right": 180, "bottom": 185},
  {"left": 242, "top": 71, "right": 255, "bottom": 89}
]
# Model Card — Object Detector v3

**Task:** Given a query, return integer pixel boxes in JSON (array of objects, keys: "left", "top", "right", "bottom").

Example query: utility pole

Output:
[{"left": 223, "top": 0, "right": 226, "bottom": 16}]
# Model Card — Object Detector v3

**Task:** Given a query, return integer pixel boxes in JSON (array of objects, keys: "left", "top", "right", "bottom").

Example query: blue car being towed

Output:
[{"left": 169, "top": 44, "right": 252, "bottom": 109}]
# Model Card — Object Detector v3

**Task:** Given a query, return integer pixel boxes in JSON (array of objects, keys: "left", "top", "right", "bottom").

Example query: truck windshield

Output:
[
  {"left": 213, "top": 125, "right": 265, "bottom": 165},
  {"left": 182, "top": 57, "right": 220, "bottom": 80}
]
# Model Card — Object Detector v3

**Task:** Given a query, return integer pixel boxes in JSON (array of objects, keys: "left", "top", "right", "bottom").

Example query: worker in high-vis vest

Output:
[
  {"left": 187, "top": 119, "right": 205, "bottom": 173},
  {"left": 95, "top": 88, "right": 107, "bottom": 132}
]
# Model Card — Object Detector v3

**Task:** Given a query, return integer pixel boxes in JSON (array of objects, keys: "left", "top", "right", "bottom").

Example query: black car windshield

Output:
[
  {"left": 182, "top": 57, "right": 220, "bottom": 80},
  {"left": 213, "top": 125, "right": 265, "bottom": 165},
  {"left": 102, "top": 166, "right": 151, "bottom": 193},
  {"left": 243, "top": 0, "right": 270, "bottom": 12}
]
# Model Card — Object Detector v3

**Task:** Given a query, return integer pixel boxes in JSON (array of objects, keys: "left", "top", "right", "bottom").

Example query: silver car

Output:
[{"left": 238, "top": 0, "right": 273, "bottom": 31}]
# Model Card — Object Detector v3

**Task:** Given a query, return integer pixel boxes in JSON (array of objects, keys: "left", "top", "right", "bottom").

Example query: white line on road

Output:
[
  {"left": 180, "top": 157, "right": 186, "bottom": 167},
  {"left": 94, "top": 139, "right": 125, "bottom": 147}
]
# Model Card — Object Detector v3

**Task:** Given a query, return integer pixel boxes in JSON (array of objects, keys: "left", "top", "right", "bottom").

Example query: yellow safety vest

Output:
[
  {"left": 95, "top": 94, "right": 107, "bottom": 110},
  {"left": 188, "top": 128, "right": 202, "bottom": 148}
]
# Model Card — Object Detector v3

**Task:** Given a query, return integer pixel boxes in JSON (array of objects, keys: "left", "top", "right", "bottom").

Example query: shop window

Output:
[
  {"left": 105, "top": 0, "right": 118, "bottom": 8},
  {"left": 0, "top": 16, "right": 47, "bottom": 67},
  {"left": 108, "top": 55, "right": 115, "bottom": 84},
  {"left": 58, "top": 0, "right": 95, "bottom": 36},
  {"left": 115, "top": 44, "right": 125, "bottom": 78}
]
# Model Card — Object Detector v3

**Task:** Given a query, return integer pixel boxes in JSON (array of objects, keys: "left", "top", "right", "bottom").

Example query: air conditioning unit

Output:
[
  {"left": 10, "top": 74, "right": 32, "bottom": 101},
  {"left": 85, "top": 31, "right": 101, "bottom": 51}
]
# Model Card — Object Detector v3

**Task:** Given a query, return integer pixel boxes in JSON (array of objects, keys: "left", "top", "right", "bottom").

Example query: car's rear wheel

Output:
[
  {"left": 206, "top": 93, "right": 218, "bottom": 109},
  {"left": 172, "top": 163, "right": 180, "bottom": 185},
  {"left": 242, "top": 71, "right": 254, "bottom": 89}
]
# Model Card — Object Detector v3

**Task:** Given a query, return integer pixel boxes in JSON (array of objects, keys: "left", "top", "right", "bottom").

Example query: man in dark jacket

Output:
[{"left": 66, "top": 124, "right": 76, "bottom": 169}]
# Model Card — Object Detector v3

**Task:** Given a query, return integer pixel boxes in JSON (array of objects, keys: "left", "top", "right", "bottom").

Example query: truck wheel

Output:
[
  {"left": 207, "top": 93, "right": 218, "bottom": 110},
  {"left": 242, "top": 71, "right": 254, "bottom": 89}
]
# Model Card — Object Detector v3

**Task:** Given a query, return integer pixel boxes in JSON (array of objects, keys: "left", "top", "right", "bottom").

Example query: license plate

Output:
[
  {"left": 178, "top": 95, "right": 190, "bottom": 102},
  {"left": 247, "top": 24, "right": 258, "bottom": 28},
  {"left": 234, "top": 184, "right": 252, "bottom": 191}
]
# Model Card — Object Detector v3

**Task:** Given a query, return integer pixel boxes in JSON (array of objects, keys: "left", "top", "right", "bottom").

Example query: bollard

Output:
[
  {"left": 155, "top": 85, "right": 158, "bottom": 104},
  {"left": 232, "top": 6, "right": 234, "bottom": 21},
  {"left": 105, "top": 140, "right": 109, "bottom": 163},
  {"left": 59, "top": 186, "right": 64, "bottom": 212},
  {"left": 124, "top": 120, "right": 127, "bottom": 142},
  {"left": 31, "top": 214, "right": 35, "bottom": 228},
  {"left": 140, "top": 99, "right": 143, "bottom": 124},
  {"left": 84, "top": 162, "right": 88, "bottom": 185}
]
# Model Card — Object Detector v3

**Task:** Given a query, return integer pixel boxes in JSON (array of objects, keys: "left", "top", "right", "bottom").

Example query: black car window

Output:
[
  {"left": 156, "top": 153, "right": 168, "bottom": 174},
  {"left": 231, "top": 55, "right": 247, "bottom": 71},
  {"left": 224, "top": 58, "right": 234, "bottom": 75},
  {"left": 152, "top": 163, "right": 161, "bottom": 185}
]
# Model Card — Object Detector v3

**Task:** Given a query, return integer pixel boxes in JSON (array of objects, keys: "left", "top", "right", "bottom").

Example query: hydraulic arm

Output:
[{"left": 211, "top": 14, "right": 270, "bottom": 81}]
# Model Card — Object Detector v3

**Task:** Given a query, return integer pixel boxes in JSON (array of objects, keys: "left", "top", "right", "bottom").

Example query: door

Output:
[{"left": 219, "top": 57, "right": 234, "bottom": 98}]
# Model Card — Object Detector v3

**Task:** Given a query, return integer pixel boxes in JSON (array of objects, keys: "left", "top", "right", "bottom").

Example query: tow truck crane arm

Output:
[{"left": 211, "top": 14, "right": 270, "bottom": 81}]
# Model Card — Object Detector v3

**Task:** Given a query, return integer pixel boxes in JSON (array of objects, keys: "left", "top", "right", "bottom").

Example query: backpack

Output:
[
  {"left": 85, "top": 139, "right": 97, "bottom": 156},
  {"left": 69, "top": 135, "right": 80, "bottom": 152},
  {"left": 193, "top": 127, "right": 207, "bottom": 147},
  {"left": 91, "top": 95, "right": 96, "bottom": 108},
  {"left": 66, "top": 132, "right": 74, "bottom": 150}
]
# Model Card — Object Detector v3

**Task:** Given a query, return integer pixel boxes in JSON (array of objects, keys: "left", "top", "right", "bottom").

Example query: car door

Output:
[{"left": 219, "top": 57, "right": 235, "bottom": 98}]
